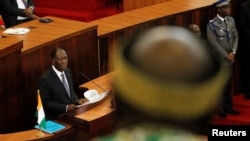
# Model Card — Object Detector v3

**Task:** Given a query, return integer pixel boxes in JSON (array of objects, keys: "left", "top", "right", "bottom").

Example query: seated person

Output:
[{"left": 0, "top": 0, "right": 40, "bottom": 28}]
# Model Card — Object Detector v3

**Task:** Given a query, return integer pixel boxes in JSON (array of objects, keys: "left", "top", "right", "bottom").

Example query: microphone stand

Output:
[
  {"left": 80, "top": 72, "right": 107, "bottom": 92},
  {"left": 79, "top": 72, "right": 115, "bottom": 108}
]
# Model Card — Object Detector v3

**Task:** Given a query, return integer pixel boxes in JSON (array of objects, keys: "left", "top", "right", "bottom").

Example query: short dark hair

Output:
[{"left": 51, "top": 48, "right": 64, "bottom": 59}]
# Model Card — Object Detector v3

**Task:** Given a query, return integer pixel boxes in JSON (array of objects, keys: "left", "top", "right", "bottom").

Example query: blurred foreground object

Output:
[{"left": 93, "top": 26, "right": 230, "bottom": 141}]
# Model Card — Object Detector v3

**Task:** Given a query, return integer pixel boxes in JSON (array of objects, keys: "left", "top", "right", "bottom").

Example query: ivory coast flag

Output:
[{"left": 35, "top": 90, "right": 46, "bottom": 129}]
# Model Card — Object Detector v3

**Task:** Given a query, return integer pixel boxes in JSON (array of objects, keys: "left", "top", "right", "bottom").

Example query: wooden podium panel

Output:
[
  {"left": 67, "top": 72, "right": 115, "bottom": 141},
  {"left": 0, "top": 37, "right": 23, "bottom": 133},
  {"left": 73, "top": 95, "right": 115, "bottom": 141}
]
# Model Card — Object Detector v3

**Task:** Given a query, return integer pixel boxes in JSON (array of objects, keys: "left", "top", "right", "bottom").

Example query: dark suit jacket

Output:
[
  {"left": 38, "top": 67, "right": 79, "bottom": 120},
  {"left": 0, "top": 0, "right": 34, "bottom": 28}
]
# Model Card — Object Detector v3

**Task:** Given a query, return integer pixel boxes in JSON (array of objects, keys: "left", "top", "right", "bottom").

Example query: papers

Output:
[
  {"left": 76, "top": 91, "right": 109, "bottom": 108},
  {"left": 84, "top": 89, "right": 99, "bottom": 101},
  {"left": 34, "top": 120, "right": 66, "bottom": 134},
  {"left": 3, "top": 28, "right": 30, "bottom": 34}
]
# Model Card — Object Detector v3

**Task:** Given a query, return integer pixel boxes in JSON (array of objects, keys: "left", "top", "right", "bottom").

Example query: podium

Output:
[{"left": 59, "top": 72, "right": 115, "bottom": 140}]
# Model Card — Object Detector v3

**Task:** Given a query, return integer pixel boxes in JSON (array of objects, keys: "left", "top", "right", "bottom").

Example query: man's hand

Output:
[
  {"left": 76, "top": 98, "right": 88, "bottom": 105},
  {"left": 30, "top": 14, "right": 40, "bottom": 19},
  {"left": 67, "top": 104, "right": 77, "bottom": 112},
  {"left": 227, "top": 52, "right": 235, "bottom": 64},
  {"left": 24, "top": 7, "right": 34, "bottom": 17},
  {"left": 26, "top": 7, "right": 33, "bottom": 13}
]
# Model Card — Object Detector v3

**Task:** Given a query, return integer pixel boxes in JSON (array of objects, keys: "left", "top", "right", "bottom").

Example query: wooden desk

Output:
[
  {"left": 70, "top": 72, "right": 114, "bottom": 140},
  {"left": 90, "top": 0, "right": 216, "bottom": 37},
  {"left": 88, "top": 0, "right": 216, "bottom": 75},
  {"left": 0, "top": 122, "right": 74, "bottom": 141},
  {"left": 0, "top": 129, "right": 52, "bottom": 141}
]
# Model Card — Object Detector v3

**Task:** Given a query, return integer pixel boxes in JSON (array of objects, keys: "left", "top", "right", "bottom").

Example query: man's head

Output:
[
  {"left": 113, "top": 26, "right": 229, "bottom": 123},
  {"left": 215, "top": 0, "right": 231, "bottom": 17},
  {"left": 51, "top": 48, "right": 68, "bottom": 72}
]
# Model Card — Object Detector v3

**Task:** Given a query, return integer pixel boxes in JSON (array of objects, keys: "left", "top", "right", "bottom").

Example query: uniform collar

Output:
[{"left": 217, "top": 14, "right": 227, "bottom": 22}]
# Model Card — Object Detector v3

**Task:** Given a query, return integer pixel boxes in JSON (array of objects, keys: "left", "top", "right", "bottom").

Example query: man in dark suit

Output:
[
  {"left": 0, "top": 0, "right": 40, "bottom": 28},
  {"left": 206, "top": 0, "right": 239, "bottom": 118},
  {"left": 237, "top": 0, "right": 250, "bottom": 100},
  {"left": 38, "top": 48, "right": 87, "bottom": 120}
]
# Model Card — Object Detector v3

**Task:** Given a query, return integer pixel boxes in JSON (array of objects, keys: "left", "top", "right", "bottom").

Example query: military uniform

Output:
[
  {"left": 207, "top": 15, "right": 239, "bottom": 66},
  {"left": 206, "top": 14, "right": 239, "bottom": 118}
]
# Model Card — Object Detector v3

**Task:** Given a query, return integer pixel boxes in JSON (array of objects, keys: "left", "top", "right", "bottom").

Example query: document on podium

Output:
[
  {"left": 34, "top": 120, "right": 66, "bottom": 134},
  {"left": 76, "top": 91, "right": 109, "bottom": 108}
]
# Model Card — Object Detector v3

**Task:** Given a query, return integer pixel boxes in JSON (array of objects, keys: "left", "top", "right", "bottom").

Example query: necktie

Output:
[
  {"left": 22, "top": 0, "right": 28, "bottom": 8},
  {"left": 61, "top": 73, "right": 70, "bottom": 97},
  {"left": 224, "top": 19, "right": 227, "bottom": 26}
]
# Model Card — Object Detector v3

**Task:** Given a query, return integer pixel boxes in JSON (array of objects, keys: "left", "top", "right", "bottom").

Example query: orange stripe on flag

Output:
[{"left": 36, "top": 90, "right": 46, "bottom": 129}]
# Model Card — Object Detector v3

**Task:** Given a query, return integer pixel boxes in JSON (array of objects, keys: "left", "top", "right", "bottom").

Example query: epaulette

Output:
[{"left": 209, "top": 18, "right": 217, "bottom": 23}]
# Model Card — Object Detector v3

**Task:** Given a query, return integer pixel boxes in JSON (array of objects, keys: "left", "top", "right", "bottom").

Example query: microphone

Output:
[{"left": 79, "top": 72, "right": 107, "bottom": 92}]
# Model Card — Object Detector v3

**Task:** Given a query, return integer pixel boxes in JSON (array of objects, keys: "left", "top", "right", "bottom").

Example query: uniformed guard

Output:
[{"left": 206, "top": 0, "right": 239, "bottom": 118}]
